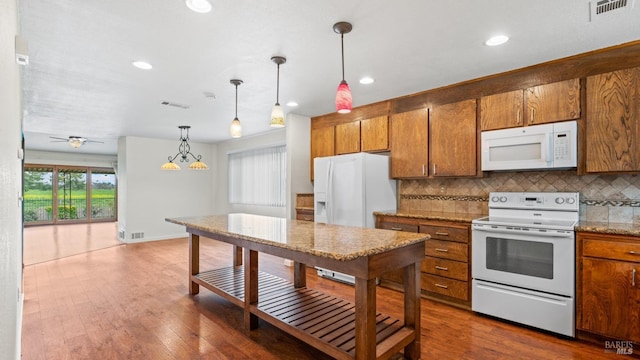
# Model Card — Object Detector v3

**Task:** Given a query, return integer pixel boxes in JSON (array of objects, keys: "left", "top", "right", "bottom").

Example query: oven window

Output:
[{"left": 486, "top": 236, "right": 553, "bottom": 279}]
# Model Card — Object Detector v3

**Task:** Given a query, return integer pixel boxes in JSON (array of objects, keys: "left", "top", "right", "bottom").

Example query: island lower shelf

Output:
[{"left": 193, "top": 266, "right": 416, "bottom": 359}]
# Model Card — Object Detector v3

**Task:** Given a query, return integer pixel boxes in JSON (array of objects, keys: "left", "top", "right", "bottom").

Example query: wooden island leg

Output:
[
  {"left": 244, "top": 249, "right": 259, "bottom": 330},
  {"left": 233, "top": 245, "right": 242, "bottom": 266},
  {"left": 293, "top": 261, "right": 306, "bottom": 288},
  {"left": 403, "top": 262, "right": 421, "bottom": 359},
  {"left": 188, "top": 233, "right": 199, "bottom": 295},
  {"left": 355, "top": 277, "right": 377, "bottom": 360}
]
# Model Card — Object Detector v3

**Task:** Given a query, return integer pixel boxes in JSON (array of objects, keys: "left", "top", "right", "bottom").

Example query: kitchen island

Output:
[{"left": 166, "top": 213, "right": 428, "bottom": 360}]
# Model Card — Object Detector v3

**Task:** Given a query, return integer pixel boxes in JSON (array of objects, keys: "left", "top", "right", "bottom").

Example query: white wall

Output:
[
  {"left": 0, "top": 0, "right": 23, "bottom": 358},
  {"left": 117, "top": 136, "right": 216, "bottom": 242},
  {"left": 214, "top": 128, "right": 287, "bottom": 218},
  {"left": 286, "top": 113, "right": 313, "bottom": 219}
]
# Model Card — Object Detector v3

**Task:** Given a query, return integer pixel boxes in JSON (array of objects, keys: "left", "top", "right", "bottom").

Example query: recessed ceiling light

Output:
[
  {"left": 485, "top": 35, "right": 509, "bottom": 46},
  {"left": 132, "top": 61, "right": 152, "bottom": 70},
  {"left": 359, "top": 76, "right": 375, "bottom": 85},
  {"left": 286, "top": 101, "right": 298, "bottom": 107},
  {"left": 186, "top": 0, "right": 212, "bottom": 13}
]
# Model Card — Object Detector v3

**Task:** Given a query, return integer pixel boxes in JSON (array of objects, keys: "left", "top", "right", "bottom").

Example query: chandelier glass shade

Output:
[
  {"left": 161, "top": 126, "right": 208, "bottom": 170},
  {"left": 333, "top": 22, "right": 353, "bottom": 114},
  {"left": 270, "top": 56, "right": 286, "bottom": 127}
]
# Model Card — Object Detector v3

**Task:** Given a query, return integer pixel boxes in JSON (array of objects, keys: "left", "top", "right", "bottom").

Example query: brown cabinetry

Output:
[
  {"left": 360, "top": 115, "right": 389, "bottom": 152},
  {"left": 335, "top": 121, "right": 360, "bottom": 155},
  {"left": 310, "top": 126, "right": 335, "bottom": 181},
  {"left": 295, "top": 208, "right": 314, "bottom": 221},
  {"left": 480, "top": 79, "right": 581, "bottom": 131},
  {"left": 375, "top": 215, "right": 472, "bottom": 308},
  {"left": 430, "top": 99, "right": 477, "bottom": 177},
  {"left": 389, "top": 108, "right": 428, "bottom": 178},
  {"left": 577, "top": 232, "right": 640, "bottom": 343},
  {"left": 586, "top": 67, "right": 640, "bottom": 173}
]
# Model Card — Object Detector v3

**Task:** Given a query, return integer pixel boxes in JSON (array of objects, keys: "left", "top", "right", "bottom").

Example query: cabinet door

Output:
[
  {"left": 390, "top": 108, "right": 428, "bottom": 178},
  {"left": 525, "top": 78, "right": 580, "bottom": 125},
  {"left": 480, "top": 89, "right": 524, "bottom": 130},
  {"left": 586, "top": 67, "right": 640, "bottom": 173},
  {"left": 335, "top": 121, "right": 360, "bottom": 155},
  {"left": 579, "top": 257, "right": 640, "bottom": 342},
  {"left": 430, "top": 99, "right": 477, "bottom": 177},
  {"left": 361, "top": 116, "right": 389, "bottom": 152},
  {"left": 310, "top": 126, "right": 335, "bottom": 180}
]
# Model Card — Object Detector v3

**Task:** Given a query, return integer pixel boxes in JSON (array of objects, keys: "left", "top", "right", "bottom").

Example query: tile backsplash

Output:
[{"left": 399, "top": 171, "right": 640, "bottom": 224}]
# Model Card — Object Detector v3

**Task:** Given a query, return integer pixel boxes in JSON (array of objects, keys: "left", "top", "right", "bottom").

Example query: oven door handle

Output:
[{"left": 472, "top": 225, "right": 573, "bottom": 238}]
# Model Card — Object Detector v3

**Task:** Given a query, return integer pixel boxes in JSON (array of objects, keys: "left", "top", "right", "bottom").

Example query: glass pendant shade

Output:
[
  {"left": 336, "top": 80, "right": 352, "bottom": 114},
  {"left": 189, "top": 160, "right": 208, "bottom": 170},
  {"left": 161, "top": 161, "right": 180, "bottom": 170},
  {"left": 270, "top": 104, "right": 285, "bottom": 127},
  {"left": 230, "top": 117, "right": 242, "bottom": 138}
]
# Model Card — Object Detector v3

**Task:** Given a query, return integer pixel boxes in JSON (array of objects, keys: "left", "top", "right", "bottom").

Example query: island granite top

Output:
[{"left": 166, "top": 213, "right": 428, "bottom": 261}]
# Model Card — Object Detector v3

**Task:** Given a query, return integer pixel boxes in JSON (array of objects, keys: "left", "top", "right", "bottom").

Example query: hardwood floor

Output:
[
  {"left": 23, "top": 222, "right": 122, "bottom": 265},
  {"left": 22, "top": 237, "right": 623, "bottom": 359}
]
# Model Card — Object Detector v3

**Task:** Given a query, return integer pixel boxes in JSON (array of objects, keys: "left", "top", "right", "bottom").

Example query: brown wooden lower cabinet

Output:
[
  {"left": 577, "top": 231, "right": 640, "bottom": 343},
  {"left": 295, "top": 208, "right": 314, "bottom": 221},
  {"left": 375, "top": 214, "right": 472, "bottom": 308}
]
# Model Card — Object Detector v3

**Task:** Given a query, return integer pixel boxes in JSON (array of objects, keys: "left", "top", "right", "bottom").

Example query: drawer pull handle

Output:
[
  {"left": 633, "top": 268, "right": 636, "bottom": 287},
  {"left": 435, "top": 232, "right": 449, "bottom": 236},
  {"left": 435, "top": 248, "right": 449, "bottom": 253},
  {"left": 390, "top": 227, "right": 403, "bottom": 231},
  {"left": 304, "top": 217, "right": 312, "bottom": 221},
  {"left": 435, "top": 266, "right": 449, "bottom": 271},
  {"left": 630, "top": 251, "right": 639, "bottom": 255},
  {"left": 435, "top": 283, "right": 448, "bottom": 289}
]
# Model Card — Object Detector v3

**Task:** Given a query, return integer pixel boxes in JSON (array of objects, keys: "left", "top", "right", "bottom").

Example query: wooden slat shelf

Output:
[{"left": 194, "top": 266, "right": 413, "bottom": 360}]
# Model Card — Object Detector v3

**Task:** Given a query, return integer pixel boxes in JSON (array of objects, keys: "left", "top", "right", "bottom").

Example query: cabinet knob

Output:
[
  {"left": 435, "top": 248, "right": 449, "bottom": 253},
  {"left": 435, "top": 283, "right": 448, "bottom": 289},
  {"left": 435, "top": 232, "right": 449, "bottom": 236},
  {"left": 435, "top": 266, "right": 449, "bottom": 271}
]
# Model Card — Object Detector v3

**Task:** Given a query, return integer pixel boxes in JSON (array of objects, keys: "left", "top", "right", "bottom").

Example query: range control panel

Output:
[{"left": 488, "top": 192, "right": 579, "bottom": 212}]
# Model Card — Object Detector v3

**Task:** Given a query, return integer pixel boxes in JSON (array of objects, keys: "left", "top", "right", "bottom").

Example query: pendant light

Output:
[
  {"left": 333, "top": 21, "right": 353, "bottom": 114},
  {"left": 270, "top": 56, "right": 286, "bottom": 127},
  {"left": 161, "top": 126, "right": 208, "bottom": 170},
  {"left": 230, "top": 79, "right": 243, "bottom": 138}
]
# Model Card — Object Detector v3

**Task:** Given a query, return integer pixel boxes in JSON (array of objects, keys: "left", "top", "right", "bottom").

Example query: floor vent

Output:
[
  {"left": 131, "top": 232, "right": 144, "bottom": 240},
  {"left": 590, "top": 0, "right": 633, "bottom": 20},
  {"left": 160, "top": 101, "right": 190, "bottom": 109}
]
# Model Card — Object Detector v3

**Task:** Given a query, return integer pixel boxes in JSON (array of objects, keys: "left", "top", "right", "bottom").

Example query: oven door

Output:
[{"left": 471, "top": 224, "right": 574, "bottom": 297}]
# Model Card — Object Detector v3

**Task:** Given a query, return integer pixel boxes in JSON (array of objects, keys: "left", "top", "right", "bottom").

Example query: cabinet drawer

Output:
[
  {"left": 379, "top": 221, "right": 419, "bottom": 233},
  {"left": 420, "top": 225, "right": 468, "bottom": 243},
  {"left": 421, "top": 273, "right": 469, "bottom": 301},
  {"left": 425, "top": 240, "right": 468, "bottom": 262},
  {"left": 295, "top": 209, "right": 314, "bottom": 221},
  {"left": 421, "top": 257, "right": 468, "bottom": 281},
  {"left": 583, "top": 239, "right": 640, "bottom": 263}
]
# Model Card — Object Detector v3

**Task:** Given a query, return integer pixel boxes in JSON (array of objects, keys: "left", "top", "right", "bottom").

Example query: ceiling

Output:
[{"left": 19, "top": 0, "right": 640, "bottom": 155}]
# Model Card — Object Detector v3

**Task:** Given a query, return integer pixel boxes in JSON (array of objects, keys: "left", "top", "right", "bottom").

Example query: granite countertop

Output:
[
  {"left": 576, "top": 221, "right": 640, "bottom": 237},
  {"left": 374, "top": 209, "right": 487, "bottom": 223},
  {"left": 166, "top": 213, "right": 428, "bottom": 261}
]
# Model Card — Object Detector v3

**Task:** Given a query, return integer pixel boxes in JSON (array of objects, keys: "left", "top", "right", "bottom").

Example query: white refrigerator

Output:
[{"left": 314, "top": 152, "right": 397, "bottom": 284}]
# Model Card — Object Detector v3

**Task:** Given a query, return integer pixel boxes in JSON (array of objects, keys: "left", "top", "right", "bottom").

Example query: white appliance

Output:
[
  {"left": 314, "top": 152, "right": 397, "bottom": 284},
  {"left": 481, "top": 120, "right": 577, "bottom": 171},
  {"left": 471, "top": 192, "right": 579, "bottom": 337}
]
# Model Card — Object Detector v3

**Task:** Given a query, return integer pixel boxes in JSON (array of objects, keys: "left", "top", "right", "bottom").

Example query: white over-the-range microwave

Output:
[{"left": 481, "top": 120, "right": 577, "bottom": 171}]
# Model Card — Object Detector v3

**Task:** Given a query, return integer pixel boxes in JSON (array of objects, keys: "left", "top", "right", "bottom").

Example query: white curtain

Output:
[{"left": 228, "top": 145, "right": 286, "bottom": 207}]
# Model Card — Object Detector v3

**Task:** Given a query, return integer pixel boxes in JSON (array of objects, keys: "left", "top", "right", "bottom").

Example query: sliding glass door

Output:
[{"left": 23, "top": 165, "right": 117, "bottom": 225}]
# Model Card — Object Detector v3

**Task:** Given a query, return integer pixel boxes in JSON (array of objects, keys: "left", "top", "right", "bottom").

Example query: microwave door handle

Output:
[{"left": 546, "top": 133, "right": 553, "bottom": 163}]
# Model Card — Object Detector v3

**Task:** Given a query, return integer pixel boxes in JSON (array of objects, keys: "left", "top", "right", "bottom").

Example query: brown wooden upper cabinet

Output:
[
  {"left": 390, "top": 108, "right": 428, "bottom": 178},
  {"left": 480, "top": 79, "right": 581, "bottom": 131},
  {"left": 586, "top": 67, "right": 640, "bottom": 173},
  {"left": 310, "top": 126, "right": 335, "bottom": 181},
  {"left": 360, "top": 115, "right": 389, "bottom": 152},
  {"left": 335, "top": 121, "right": 361, "bottom": 155},
  {"left": 430, "top": 99, "right": 477, "bottom": 177}
]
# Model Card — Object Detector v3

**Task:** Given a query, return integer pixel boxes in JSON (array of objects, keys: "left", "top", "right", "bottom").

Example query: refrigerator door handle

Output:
[{"left": 326, "top": 159, "right": 333, "bottom": 224}]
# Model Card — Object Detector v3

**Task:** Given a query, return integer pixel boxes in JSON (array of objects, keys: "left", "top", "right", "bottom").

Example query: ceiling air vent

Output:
[
  {"left": 160, "top": 101, "right": 190, "bottom": 109},
  {"left": 590, "top": 0, "right": 634, "bottom": 20}
]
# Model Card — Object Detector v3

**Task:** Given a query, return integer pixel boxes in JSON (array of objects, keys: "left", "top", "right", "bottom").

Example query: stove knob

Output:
[
  {"left": 555, "top": 197, "right": 565, "bottom": 204},
  {"left": 499, "top": 196, "right": 507, "bottom": 203},
  {"left": 491, "top": 196, "right": 499, "bottom": 203},
  {"left": 566, "top": 197, "right": 575, "bottom": 204}
]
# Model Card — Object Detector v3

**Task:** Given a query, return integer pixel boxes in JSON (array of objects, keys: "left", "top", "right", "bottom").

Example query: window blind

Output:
[{"left": 228, "top": 145, "right": 286, "bottom": 207}]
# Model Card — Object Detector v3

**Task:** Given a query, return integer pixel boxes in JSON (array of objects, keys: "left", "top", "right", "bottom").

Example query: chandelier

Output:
[{"left": 161, "top": 126, "right": 208, "bottom": 170}]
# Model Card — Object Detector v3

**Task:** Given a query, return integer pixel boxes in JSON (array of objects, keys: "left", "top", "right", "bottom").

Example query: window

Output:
[{"left": 228, "top": 145, "right": 286, "bottom": 206}]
